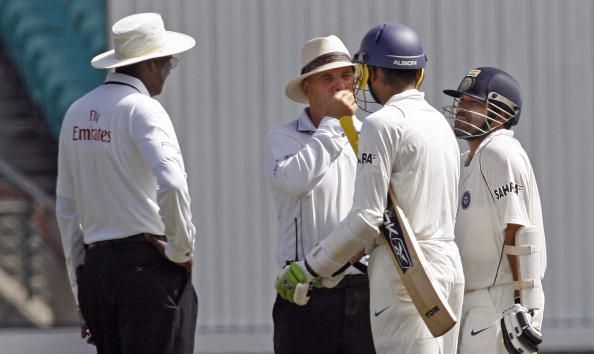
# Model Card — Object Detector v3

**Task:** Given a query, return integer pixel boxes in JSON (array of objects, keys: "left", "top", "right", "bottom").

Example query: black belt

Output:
[
  {"left": 86, "top": 234, "right": 166, "bottom": 250},
  {"left": 332, "top": 274, "right": 369, "bottom": 289}
]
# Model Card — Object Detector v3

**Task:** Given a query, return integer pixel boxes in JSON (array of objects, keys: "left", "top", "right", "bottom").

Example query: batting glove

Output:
[
  {"left": 313, "top": 273, "right": 345, "bottom": 288},
  {"left": 501, "top": 303, "right": 542, "bottom": 354},
  {"left": 275, "top": 261, "right": 318, "bottom": 305}
]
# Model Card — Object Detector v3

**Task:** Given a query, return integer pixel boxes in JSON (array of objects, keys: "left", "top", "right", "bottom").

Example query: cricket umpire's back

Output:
[{"left": 56, "top": 12, "right": 198, "bottom": 354}]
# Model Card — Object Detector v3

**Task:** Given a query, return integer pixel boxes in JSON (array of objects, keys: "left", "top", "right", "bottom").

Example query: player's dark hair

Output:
[
  {"left": 115, "top": 63, "right": 141, "bottom": 77},
  {"left": 380, "top": 68, "right": 419, "bottom": 90}
]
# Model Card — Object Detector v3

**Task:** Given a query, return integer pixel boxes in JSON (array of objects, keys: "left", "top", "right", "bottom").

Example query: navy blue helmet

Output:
[
  {"left": 353, "top": 23, "right": 427, "bottom": 70},
  {"left": 443, "top": 67, "right": 522, "bottom": 140},
  {"left": 352, "top": 23, "right": 427, "bottom": 112},
  {"left": 444, "top": 67, "right": 522, "bottom": 126}
]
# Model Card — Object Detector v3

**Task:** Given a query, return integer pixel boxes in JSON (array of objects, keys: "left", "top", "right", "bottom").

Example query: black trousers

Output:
[
  {"left": 273, "top": 274, "right": 375, "bottom": 354},
  {"left": 77, "top": 240, "right": 198, "bottom": 354}
]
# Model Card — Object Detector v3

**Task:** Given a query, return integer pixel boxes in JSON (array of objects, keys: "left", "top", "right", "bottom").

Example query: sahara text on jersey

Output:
[{"left": 493, "top": 182, "right": 523, "bottom": 200}]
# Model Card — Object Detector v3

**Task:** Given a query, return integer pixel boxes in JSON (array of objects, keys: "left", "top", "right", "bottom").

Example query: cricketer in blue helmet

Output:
[{"left": 443, "top": 67, "right": 546, "bottom": 354}]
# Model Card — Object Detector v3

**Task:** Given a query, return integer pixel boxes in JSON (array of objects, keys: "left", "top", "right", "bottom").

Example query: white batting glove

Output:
[{"left": 313, "top": 273, "right": 345, "bottom": 289}]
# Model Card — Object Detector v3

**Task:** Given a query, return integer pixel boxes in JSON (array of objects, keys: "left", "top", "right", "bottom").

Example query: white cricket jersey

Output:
[
  {"left": 263, "top": 111, "right": 361, "bottom": 269},
  {"left": 56, "top": 72, "right": 195, "bottom": 298},
  {"left": 354, "top": 89, "right": 460, "bottom": 241},
  {"left": 455, "top": 129, "right": 546, "bottom": 290},
  {"left": 307, "top": 89, "right": 461, "bottom": 276}
]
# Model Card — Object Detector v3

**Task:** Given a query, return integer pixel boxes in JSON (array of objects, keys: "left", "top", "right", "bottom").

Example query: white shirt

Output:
[
  {"left": 308, "top": 89, "right": 461, "bottom": 275},
  {"left": 455, "top": 129, "right": 546, "bottom": 290},
  {"left": 263, "top": 110, "right": 361, "bottom": 269},
  {"left": 56, "top": 72, "right": 196, "bottom": 298}
]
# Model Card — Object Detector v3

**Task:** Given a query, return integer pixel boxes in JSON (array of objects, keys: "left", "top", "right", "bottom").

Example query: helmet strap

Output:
[
  {"left": 415, "top": 68, "right": 425, "bottom": 89},
  {"left": 355, "top": 64, "right": 369, "bottom": 90}
]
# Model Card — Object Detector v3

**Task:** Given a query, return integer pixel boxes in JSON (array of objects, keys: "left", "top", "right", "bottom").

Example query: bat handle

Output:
[{"left": 339, "top": 116, "right": 359, "bottom": 156}]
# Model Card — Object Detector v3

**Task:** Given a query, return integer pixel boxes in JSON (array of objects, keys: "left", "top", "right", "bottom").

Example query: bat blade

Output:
[{"left": 382, "top": 190, "right": 457, "bottom": 337}]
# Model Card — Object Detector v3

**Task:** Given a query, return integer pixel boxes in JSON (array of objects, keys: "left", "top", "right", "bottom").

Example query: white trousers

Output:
[
  {"left": 368, "top": 240, "right": 464, "bottom": 354},
  {"left": 459, "top": 284, "right": 545, "bottom": 354}
]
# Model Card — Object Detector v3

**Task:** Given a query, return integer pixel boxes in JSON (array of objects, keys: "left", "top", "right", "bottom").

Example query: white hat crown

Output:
[
  {"left": 299, "top": 35, "right": 350, "bottom": 73},
  {"left": 112, "top": 13, "right": 167, "bottom": 59},
  {"left": 91, "top": 12, "right": 196, "bottom": 69}
]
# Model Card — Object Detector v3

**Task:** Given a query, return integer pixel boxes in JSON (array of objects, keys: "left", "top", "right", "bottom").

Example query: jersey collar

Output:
[
  {"left": 296, "top": 109, "right": 317, "bottom": 133},
  {"left": 462, "top": 129, "right": 514, "bottom": 166},
  {"left": 104, "top": 72, "right": 150, "bottom": 96},
  {"left": 479, "top": 129, "right": 514, "bottom": 149},
  {"left": 385, "top": 89, "right": 425, "bottom": 106},
  {"left": 296, "top": 109, "right": 362, "bottom": 133}
]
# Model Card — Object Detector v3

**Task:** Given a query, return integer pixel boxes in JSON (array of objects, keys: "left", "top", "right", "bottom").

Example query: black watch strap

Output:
[{"left": 304, "top": 259, "right": 320, "bottom": 278}]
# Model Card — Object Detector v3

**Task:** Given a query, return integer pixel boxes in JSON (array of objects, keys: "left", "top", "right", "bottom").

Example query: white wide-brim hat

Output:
[
  {"left": 285, "top": 35, "right": 356, "bottom": 103},
  {"left": 91, "top": 12, "right": 196, "bottom": 69}
]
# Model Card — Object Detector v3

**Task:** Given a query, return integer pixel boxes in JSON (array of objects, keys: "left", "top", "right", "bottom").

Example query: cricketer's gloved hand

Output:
[
  {"left": 313, "top": 273, "right": 344, "bottom": 288},
  {"left": 501, "top": 303, "right": 542, "bottom": 354},
  {"left": 275, "top": 261, "right": 317, "bottom": 305}
]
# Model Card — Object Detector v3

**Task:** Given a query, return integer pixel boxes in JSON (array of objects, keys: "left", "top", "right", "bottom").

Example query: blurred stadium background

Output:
[{"left": 0, "top": 0, "right": 591, "bottom": 353}]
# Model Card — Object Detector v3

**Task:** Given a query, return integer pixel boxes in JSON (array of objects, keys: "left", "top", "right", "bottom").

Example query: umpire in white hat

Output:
[
  {"left": 263, "top": 35, "right": 375, "bottom": 353},
  {"left": 56, "top": 13, "right": 197, "bottom": 354}
]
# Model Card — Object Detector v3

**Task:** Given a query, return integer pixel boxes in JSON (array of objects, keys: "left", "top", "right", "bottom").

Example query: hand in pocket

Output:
[{"left": 145, "top": 234, "right": 192, "bottom": 271}]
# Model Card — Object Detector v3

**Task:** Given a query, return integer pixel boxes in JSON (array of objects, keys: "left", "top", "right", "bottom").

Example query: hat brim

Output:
[
  {"left": 443, "top": 89, "right": 462, "bottom": 98},
  {"left": 285, "top": 61, "right": 356, "bottom": 103},
  {"left": 91, "top": 31, "right": 196, "bottom": 69}
]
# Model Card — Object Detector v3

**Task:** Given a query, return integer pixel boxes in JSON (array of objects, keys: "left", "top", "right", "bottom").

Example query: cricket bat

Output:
[{"left": 339, "top": 116, "right": 456, "bottom": 337}]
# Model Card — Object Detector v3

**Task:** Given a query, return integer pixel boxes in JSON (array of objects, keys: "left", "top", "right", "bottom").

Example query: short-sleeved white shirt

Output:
[{"left": 455, "top": 129, "right": 546, "bottom": 290}]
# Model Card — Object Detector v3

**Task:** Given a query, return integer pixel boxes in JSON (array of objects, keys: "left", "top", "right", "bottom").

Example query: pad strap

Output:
[
  {"left": 512, "top": 280, "right": 536, "bottom": 291},
  {"left": 490, "top": 279, "right": 536, "bottom": 290},
  {"left": 503, "top": 245, "right": 538, "bottom": 290},
  {"left": 504, "top": 245, "right": 534, "bottom": 256}
]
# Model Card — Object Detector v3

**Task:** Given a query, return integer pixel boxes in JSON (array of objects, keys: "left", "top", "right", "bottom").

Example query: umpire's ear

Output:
[{"left": 302, "top": 79, "right": 310, "bottom": 97}]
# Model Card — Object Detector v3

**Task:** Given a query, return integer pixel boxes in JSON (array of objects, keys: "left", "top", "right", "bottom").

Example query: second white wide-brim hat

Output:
[
  {"left": 285, "top": 35, "right": 355, "bottom": 104},
  {"left": 91, "top": 12, "right": 196, "bottom": 69}
]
